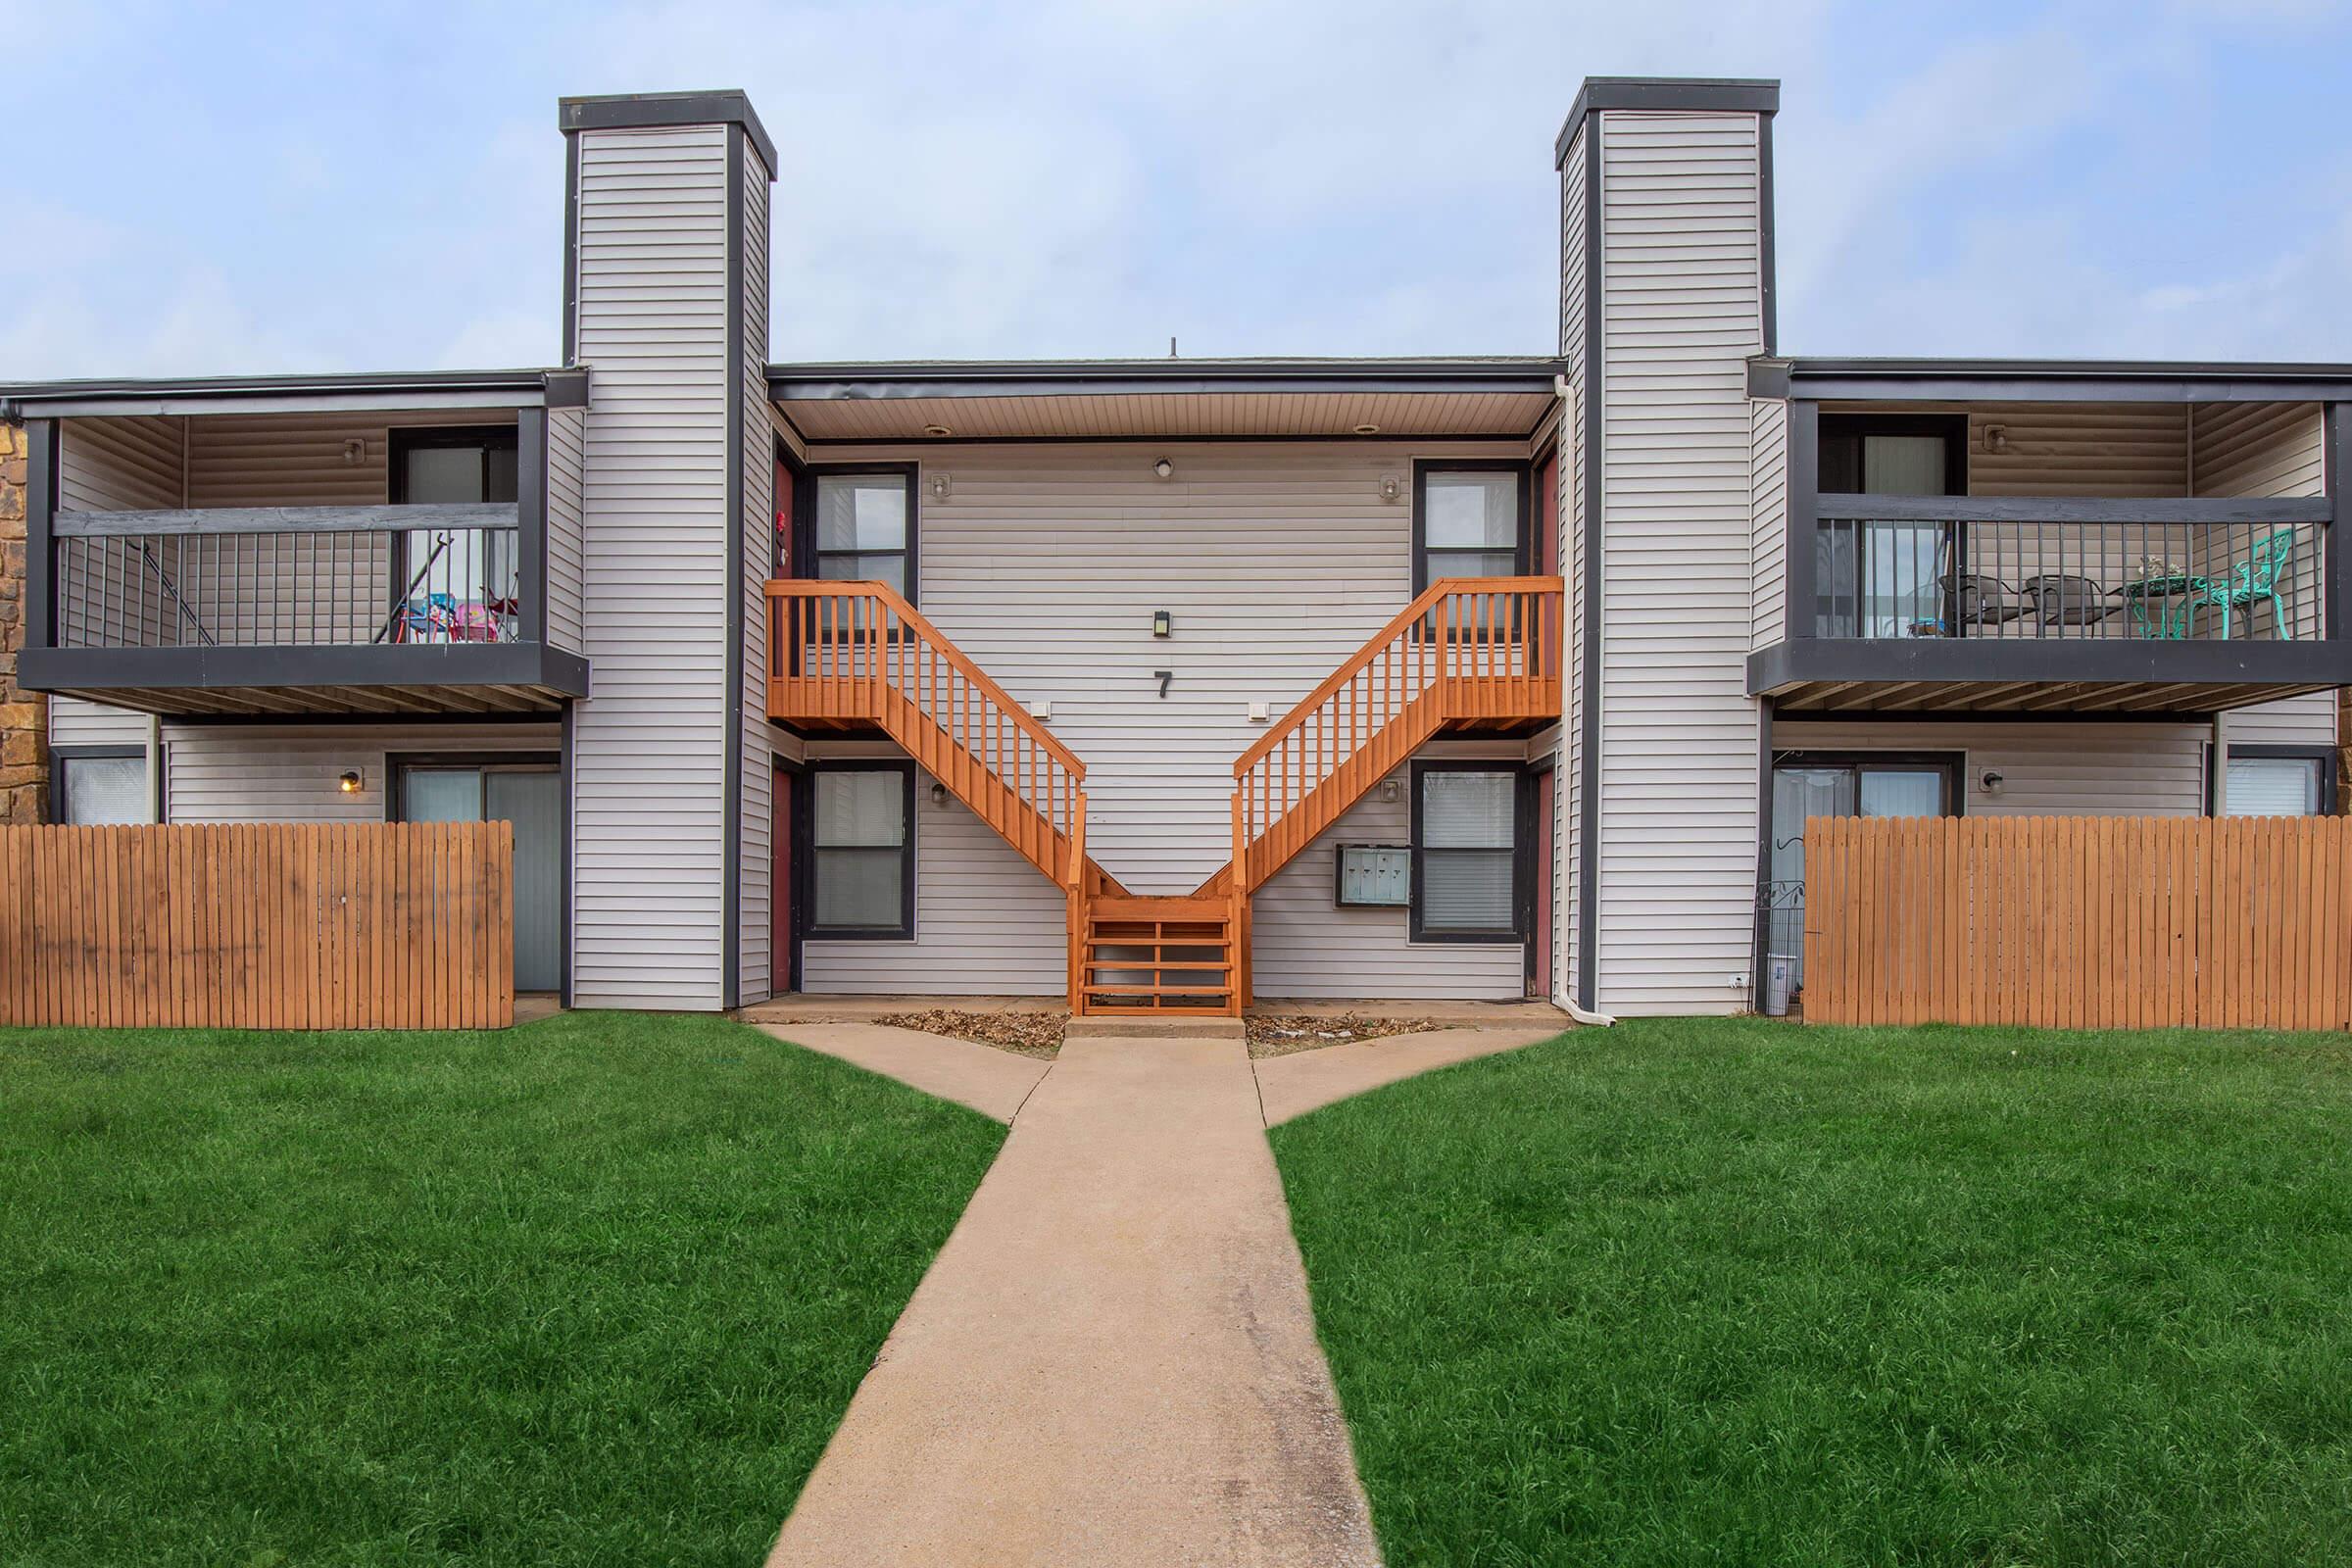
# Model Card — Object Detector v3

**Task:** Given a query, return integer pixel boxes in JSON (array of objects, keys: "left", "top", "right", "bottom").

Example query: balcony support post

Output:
[{"left": 23, "top": 417, "right": 55, "bottom": 654}]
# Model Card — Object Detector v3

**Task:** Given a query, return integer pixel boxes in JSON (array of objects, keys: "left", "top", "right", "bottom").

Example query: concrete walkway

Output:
[
  {"left": 1254, "top": 1025, "right": 1563, "bottom": 1126},
  {"left": 753, "top": 1022, "right": 1048, "bottom": 1124},
  {"left": 766, "top": 1031, "right": 1382, "bottom": 1568}
]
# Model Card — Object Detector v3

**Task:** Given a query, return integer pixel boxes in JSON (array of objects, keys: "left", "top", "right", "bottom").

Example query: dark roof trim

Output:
[
  {"left": 560, "top": 90, "right": 777, "bottom": 181},
  {"left": 768, "top": 357, "right": 1567, "bottom": 402},
  {"left": 1554, "top": 76, "right": 1780, "bottom": 168},
  {"left": 0, "top": 367, "right": 587, "bottom": 417},
  {"left": 1762, "top": 355, "right": 2352, "bottom": 404}
]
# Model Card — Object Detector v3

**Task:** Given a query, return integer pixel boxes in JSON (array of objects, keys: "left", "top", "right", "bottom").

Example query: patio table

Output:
[{"left": 2120, "top": 572, "right": 2206, "bottom": 639}]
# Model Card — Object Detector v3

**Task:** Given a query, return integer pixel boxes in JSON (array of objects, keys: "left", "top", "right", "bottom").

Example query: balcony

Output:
[
  {"left": 11, "top": 382, "right": 588, "bottom": 717},
  {"left": 1747, "top": 378, "right": 2352, "bottom": 716}
]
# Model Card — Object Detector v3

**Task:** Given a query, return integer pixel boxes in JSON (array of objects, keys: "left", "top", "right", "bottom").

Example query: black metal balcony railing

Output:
[
  {"left": 52, "top": 505, "right": 521, "bottom": 651},
  {"left": 1813, "top": 495, "right": 2330, "bottom": 643}
]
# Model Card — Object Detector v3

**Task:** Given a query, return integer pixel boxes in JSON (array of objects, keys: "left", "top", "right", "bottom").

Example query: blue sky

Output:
[{"left": 8, "top": 0, "right": 2351, "bottom": 377}]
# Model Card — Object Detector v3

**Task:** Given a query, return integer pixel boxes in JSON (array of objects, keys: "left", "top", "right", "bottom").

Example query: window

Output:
[
  {"left": 2225, "top": 748, "right": 2331, "bottom": 816},
  {"left": 389, "top": 426, "right": 520, "bottom": 643},
  {"left": 812, "top": 470, "right": 915, "bottom": 602},
  {"left": 1413, "top": 464, "right": 1528, "bottom": 594},
  {"left": 809, "top": 763, "right": 914, "bottom": 938},
  {"left": 1411, "top": 763, "right": 1523, "bottom": 942},
  {"left": 52, "top": 748, "right": 150, "bottom": 824}
]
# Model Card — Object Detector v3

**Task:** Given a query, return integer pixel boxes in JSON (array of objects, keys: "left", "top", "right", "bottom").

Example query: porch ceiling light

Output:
[
  {"left": 1353, "top": 422, "right": 1380, "bottom": 435},
  {"left": 923, "top": 423, "right": 952, "bottom": 437}
]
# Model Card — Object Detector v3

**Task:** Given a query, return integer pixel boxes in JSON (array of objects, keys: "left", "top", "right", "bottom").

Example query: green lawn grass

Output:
[
  {"left": 0, "top": 1012, "right": 1002, "bottom": 1567},
  {"left": 1272, "top": 1019, "right": 2352, "bottom": 1567}
]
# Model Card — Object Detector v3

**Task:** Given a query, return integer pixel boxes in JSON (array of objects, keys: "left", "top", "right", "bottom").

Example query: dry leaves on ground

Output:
[
  {"left": 875, "top": 1009, "right": 1066, "bottom": 1059},
  {"left": 1247, "top": 1014, "right": 1459, "bottom": 1059}
]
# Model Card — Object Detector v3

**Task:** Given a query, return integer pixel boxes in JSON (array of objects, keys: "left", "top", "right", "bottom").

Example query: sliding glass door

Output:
[{"left": 1765, "top": 754, "right": 1957, "bottom": 990}]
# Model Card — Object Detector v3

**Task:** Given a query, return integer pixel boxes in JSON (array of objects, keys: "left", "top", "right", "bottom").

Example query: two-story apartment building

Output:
[{"left": 3, "top": 80, "right": 2345, "bottom": 1019}]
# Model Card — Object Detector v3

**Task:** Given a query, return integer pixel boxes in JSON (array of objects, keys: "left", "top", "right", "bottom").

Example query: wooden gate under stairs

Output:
[{"left": 767, "top": 575, "right": 1562, "bottom": 1017}]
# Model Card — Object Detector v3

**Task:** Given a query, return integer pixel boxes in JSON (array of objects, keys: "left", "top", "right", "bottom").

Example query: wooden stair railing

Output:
[
  {"left": 768, "top": 576, "right": 1558, "bottom": 1019},
  {"left": 1218, "top": 576, "right": 1563, "bottom": 901},
  {"left": 766, "top": 579, "right": 1108, "bottom": 891}
]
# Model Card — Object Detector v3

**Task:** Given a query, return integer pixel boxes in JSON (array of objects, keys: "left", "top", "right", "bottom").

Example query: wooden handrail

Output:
[
  {"left": 764, "top": 578, "right": 1087, "bottom": 779},
  {"left": 1232, "top": 575, "right": 1563, "bottom": 776}
]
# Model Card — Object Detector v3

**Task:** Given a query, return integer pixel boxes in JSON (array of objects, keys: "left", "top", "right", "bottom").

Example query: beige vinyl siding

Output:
[
  {"left": 1775, "top": 720, "right": 2207, "bottom": 816},
  {"left": 1964, "top": 404, "right": 2188, "bottom": 496},
  {"left": 1251, "top": 745, "right": 1528, "bottom": 1001},
  {"left": 800, "top": 758, "right": 1066, "bottom": 996},
  {"left": 49, "top": 700, "right": 150, "bottom": 748},
  {"left": 2196, "top": 404, "right": 2333, "bottom": 751},
  {"left": 570, "top": 123, "right": 732, "bottom": 1009},
  {"left": 1750, "top": 398, "right": 1787, "bottom": 649},
  {"left": 545, "top": 406, "right": 587, "bottom": 654},
  {"left": 805, "top": 438, "right": 1521, "bottom": 895},
  {"left": 1592, "top": 110, "right": 1766, "bottom": 1015},
  {"left": 2192, "top": 402, "right": 2324, "bottom": 499},
  {"left": 1557, "top": 122, "right": 1589, "bottom": 1009},
  {"left": 162, "top": 721, "right": 560, "bottom": 822},
  {"left": 56, "top": 416, "right": 186, "bottom": 653},
  {"left": 736, "top": 144, "right": 775, "bottom": 1004},
  {"left": 2225, "top": 694, "right": 2335, "bottom": 747},
  {"left": 54, "top": 417, "right": 184, "bottom": 744}
]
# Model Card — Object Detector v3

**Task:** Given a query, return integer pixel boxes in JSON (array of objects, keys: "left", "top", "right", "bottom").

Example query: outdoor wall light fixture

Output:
[
  {"left": 337, "top": 769, "right": 364, "bottom": 795},
  {"left": 930, "top": 781, "right": 950, "bottom": 808},
  {"left": 927, "top": 471, "right": 953, "bottom": 500},
  {"left": 1981, "top": 769, "right": 2005, "bottom": 793},
  {"left": 1379, "top": 474, "right": 1403, "bottom": 503},
  {"left": 1381, "top": 776, "right": 1403, "bottom": 804},
  {"left": 1152, "top": 458, "right": 1175, "bottom": 479},
  {"left": 1152, "top": 610, "right": 1172, "bottom": 638}
]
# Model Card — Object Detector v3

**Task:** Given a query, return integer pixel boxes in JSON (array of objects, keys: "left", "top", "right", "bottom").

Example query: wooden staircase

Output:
[
  {"left": 767, "top": 575, "right": 1561, "bottom": 1020},
  {"left": 1076, "top": 896, "right": 1243, "bottom": 1016},
  {"left": 1206, "top": 578, "right": 1564, "bottom": 992}
]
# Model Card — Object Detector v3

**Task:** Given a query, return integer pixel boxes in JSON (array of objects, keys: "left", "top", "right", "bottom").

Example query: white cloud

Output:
[{"left": 2, "top": 0, "right": 2348, "bottom": 376}]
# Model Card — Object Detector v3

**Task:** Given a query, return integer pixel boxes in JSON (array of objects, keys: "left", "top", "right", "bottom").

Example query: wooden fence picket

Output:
[
  {"left": 0, "top": 822, "right": 514, "bottom": 1030},
  {"left": 1802, "top": 813, "right": 2352, "bottom": 1031}
]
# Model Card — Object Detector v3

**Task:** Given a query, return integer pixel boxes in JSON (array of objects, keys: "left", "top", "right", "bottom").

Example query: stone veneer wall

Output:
[{"left": 0, "top": 421, "right": 45, "bottom": 823}]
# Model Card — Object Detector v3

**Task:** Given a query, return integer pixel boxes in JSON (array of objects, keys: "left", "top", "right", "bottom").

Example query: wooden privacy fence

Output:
[
  {"left": 0, "top": 822, "right": 514, "bottom": 1030},
  {"left": 1802, "top": 814, "right": 2352, "bottom": 1031}
]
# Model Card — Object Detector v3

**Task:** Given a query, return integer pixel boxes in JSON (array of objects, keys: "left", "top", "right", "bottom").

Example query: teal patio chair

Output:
[{"left": 2195, "top": 527, "right": 2302, "bottom": 641}]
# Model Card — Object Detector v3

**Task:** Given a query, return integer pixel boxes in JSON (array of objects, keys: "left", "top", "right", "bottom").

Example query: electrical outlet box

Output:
[{"left": 1728, "top": 972, "right": 1750, "bottom": 989}]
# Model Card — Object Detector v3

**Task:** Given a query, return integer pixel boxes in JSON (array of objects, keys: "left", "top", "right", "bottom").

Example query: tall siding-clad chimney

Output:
[
  {"left": 560, "top": 91, "right": 777, "bottom": 1010},
  {"left": 1555, "top": 78, "right": 1780, "bottom": 1017}
]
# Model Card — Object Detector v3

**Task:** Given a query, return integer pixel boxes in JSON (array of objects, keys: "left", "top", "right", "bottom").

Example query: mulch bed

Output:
[
  {"left": 1247, "top": 1013, "right": 1457, "bottom": 1059},
  {"left": 874, "top": 1009, "right": 1066, "bottom": 1059}
]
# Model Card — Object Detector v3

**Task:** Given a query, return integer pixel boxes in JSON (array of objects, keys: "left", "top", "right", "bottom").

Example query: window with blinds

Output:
[
  {"left": 2226, "top": 754, "right": 2323, "bottom": 817},
  {"left": 811, "top": 763, "right": 914, "bottom": 936},
  {"left": 1413, "top": 765, "right": 1521, "bottom": 942}
]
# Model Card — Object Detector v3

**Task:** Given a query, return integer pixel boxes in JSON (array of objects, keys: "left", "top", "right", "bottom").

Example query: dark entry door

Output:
[{"left": 399, "top": 760, "right": 563, "bottom": 993}]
